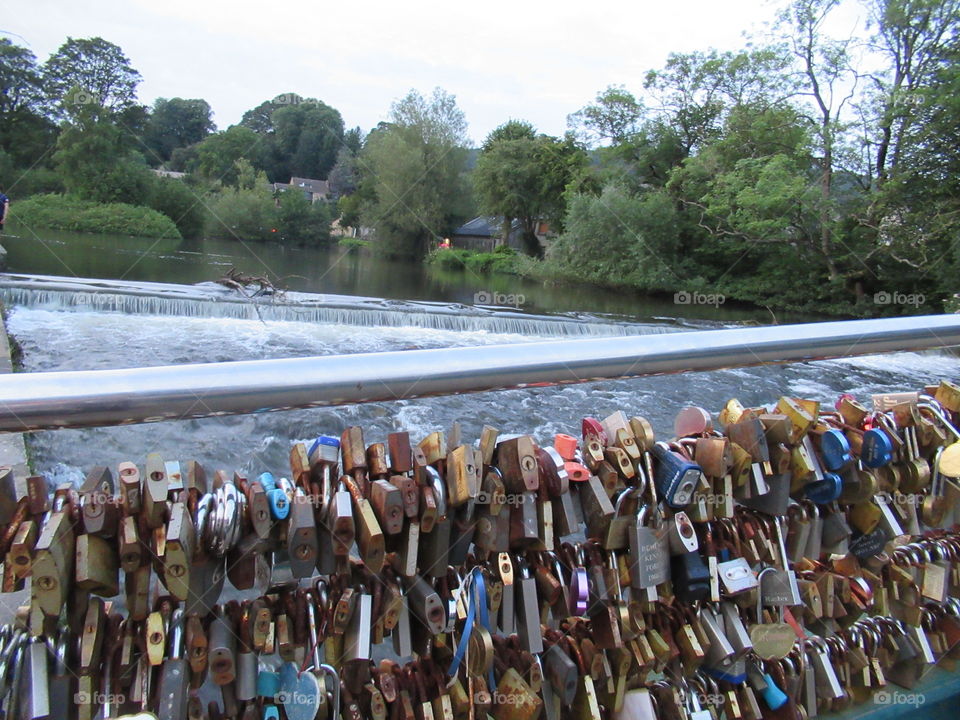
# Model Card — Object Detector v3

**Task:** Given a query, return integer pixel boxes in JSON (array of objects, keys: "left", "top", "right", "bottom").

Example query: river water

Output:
[{"left": 2, "top": 226, "right": 959, "bottom": 487}]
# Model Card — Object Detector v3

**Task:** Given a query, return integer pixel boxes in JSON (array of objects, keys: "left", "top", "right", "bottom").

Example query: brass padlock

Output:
[{"left": 163, "top": 501, "right": 195, "bottom": 601}]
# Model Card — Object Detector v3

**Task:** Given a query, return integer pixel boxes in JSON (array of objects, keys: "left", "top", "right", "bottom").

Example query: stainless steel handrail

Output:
[{"left": 1, "top": 315, "right": 958, "bottom": 432}]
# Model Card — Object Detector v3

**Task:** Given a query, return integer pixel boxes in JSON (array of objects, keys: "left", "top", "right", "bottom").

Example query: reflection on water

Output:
[{"left": 1, "top": 222, "right": 801, "bottom": 323}]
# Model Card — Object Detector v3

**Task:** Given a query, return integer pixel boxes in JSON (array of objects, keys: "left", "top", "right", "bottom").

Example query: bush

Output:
[
  {"left": 204, "top": 185, "right": 333, "bottom": 245},
  {"left": 10, "top": 194, "right": 181, "bottom": 238},
  {"left": 204, "top": 185, "right": 278, "bottom": 242},
  {"left": 10, "top": 167, "right": 65, "bottom": 197},
  {"left": 147, "top": 177, "right": 205, "bottom": 239},
  {"left": 338, "top": 237, "right": 369, "bottom": 251},
  {"left": 425, "top": 247, "right": 519, "bottom": 274}
]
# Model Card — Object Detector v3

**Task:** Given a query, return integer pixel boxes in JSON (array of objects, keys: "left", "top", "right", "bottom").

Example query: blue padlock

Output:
[
  {"left": 805, "top": 472, "right": 843, "bottom": 504},
  {"left": 257, "top": 471, "right": 277, "bottom": 493},
  {"left": 257, "top": 669, "right": 281, "bottom": 698},
  {"left": 760, "top": 674, "right": 788, "bottom": 710},
  {"left": 308, "top": 435, "right": 340, "bottom": 460},
  {"left": 820, "top": 429, "right": 851, "bottom": 471},
  {"left": 861, "top": 428, "right": 893, "bottom": 468},
  {"left": 267, "top": 487, "right": 290, "bottom": 520},
  {"left": 262, "top": 707, "right": 280, "bottom": 720},
  {"left": 652, "top": 443, "right": 701, "bottom": 508}
]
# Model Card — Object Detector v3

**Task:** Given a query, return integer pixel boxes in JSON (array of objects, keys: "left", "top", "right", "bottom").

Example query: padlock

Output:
[
  {"left": 163, "top": 501, "right": 195, "bottom": 601},
  {"left": 628, "top": 505, "right": 669, "bottom": 592},
  {"left": 445, "top": 444, "right": 477, "bottom": 507},
  {"left": 514, "top": 560, "right": 544, "bottom": 654},
  {"left": 156, "top": 609, "right": 189, "bottom": 720},
  {"left": 342, "top": 475, "right": 385, "bottom": 573},
  {"left": 651, "top": 443, "right": 701, "bottom": 507},
  {"left": 370, "top": 479, "right": 405, "bottom": 535},
  {"left": 75, "top": 531, "right": 119, "bottom": 596},
  {"left": 32, "top": 499, "right": 76, "bottom": 616},
  {"left": 143, "top": 453, "right": 169, "bottom": 529},
  {"left": 209, "top": 607, "right": 237, "bottom": 685},
  {"left": 288, "top": 487, "right": 319, "bottom": 578}
]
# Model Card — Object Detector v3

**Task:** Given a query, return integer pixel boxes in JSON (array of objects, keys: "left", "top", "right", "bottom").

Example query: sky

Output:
[{"left": 2, "top": 0, "right": 869, "bottom": 145}]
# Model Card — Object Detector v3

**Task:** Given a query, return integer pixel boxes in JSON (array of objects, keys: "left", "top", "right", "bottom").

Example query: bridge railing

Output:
[{"left": 1, "top": 315, "right": 959, "bottom": 433}]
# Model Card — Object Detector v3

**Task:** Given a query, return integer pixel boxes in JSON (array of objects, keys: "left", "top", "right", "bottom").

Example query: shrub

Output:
[
  {"left": 204, "top": 185, "right": 278, "bottom": 242},
  {"left": 338, "top": 237, "right": 369, "bottom": 251},
  {"left": 10, "top": 194, "right": 181, "bottom": 238},
  {"left": 426, "top": 247, "right": 519, "bottom": 274},
  {"left": 147, "top": 177, "right": 205, "bottom": 239}
]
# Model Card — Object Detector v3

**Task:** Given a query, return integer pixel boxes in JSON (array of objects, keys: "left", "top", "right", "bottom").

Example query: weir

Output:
[
  {"left": 0, "top": 292, "right": 958, "bottom": 432},
  {"left": 0, "top": 273, "right": 687, "bottom": 338}
]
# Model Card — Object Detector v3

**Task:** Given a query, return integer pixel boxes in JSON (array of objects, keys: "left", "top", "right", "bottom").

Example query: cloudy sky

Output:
[{"left": 4, "top": 0, "right": 867, "bottom": 144}]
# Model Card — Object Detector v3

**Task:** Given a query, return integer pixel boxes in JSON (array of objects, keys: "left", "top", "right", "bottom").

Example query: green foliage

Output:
[
  {"left": 546, "top": 185, "right": 680, "bottom": 291},
  {"left": 53, "top": 115, "right": 153, "bottom": 205},
  {"left": 239, "top": 94, "right": 344, "bottom": 182},
  {"left": 567, "top": 85, "right": 644, "bottom": 145},
  {"left": 359, "top": 88, "right": 470, "bottom": 258},
  {"left": 146, "top": 177, "right": 205, "bottom": 239},
  {"left": 43, "top": 37, "right": 141, "bottom": 119},
  {"left": 9, "top": 166, "right": 65, "bottom": 197},
  {"left": 474, "top": 120, "right": 587, "bottom": 256},
  {"left": 204, "top": 184, "right": 278, "bottom": 242},
  {"left": 204, "top": 184, "right": 332, "bottom": 245},
  {"left": 0, "top": 39, "right": 58, "bottom": 168},
  {"left": 144, "top": 98, "right": 215, "bottom": 164},
  {"left": 275, "top": 189, "right": 333, "bottom": 246},
  {"left": 11, "top": 194, "right": 181, "bottom": 238},
  {"left": 195, "top": 126, "right": 261, "bottom": 186},
  {"left": 338, "top": 237, "right": 370, "bottom": 251},
  {"left": 426, "top": 247, "right": 520, "bottom": 275}
]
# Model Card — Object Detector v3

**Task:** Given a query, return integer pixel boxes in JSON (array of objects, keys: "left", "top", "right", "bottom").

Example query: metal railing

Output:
[{"left": 1, "top": 315, "right": 959, "bottom": 433}]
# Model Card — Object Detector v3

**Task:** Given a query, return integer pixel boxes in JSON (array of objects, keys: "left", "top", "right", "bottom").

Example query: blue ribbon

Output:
[{"left": 448, "top": 567, "right": 497, "bottom": 692}]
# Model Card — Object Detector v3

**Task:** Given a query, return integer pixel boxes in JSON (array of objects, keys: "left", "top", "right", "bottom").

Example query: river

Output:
[{"left": 2, "top": 225, "right": 959, "bottom": 488}]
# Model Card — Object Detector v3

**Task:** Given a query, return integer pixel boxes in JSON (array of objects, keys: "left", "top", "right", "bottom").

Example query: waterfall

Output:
[{"left": 0, "top": 273, "right": 701, "bottom": 338}]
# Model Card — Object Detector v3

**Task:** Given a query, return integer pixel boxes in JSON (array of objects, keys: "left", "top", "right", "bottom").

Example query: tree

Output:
[
  {"left": 195, "top": 126, "right": 263, "bottom": 187},
  {"left": 271, "top": 101, "right": 344, "bottom": 180},
  {"left": 43, "top": 37, "right": 141, "bottom": 119},
  {"left": 778, "top": 0, "right": 858, "bottom": 282},
  {"left": 0, "top": 39, "right": 57, "bottom": 168},
  {"left": 53, "top": 105, "right": 152, "bottom": 205},
  {"left": 144, "top": 97, "right": 215, "bottom": 164},
  {"left": 358, "top": 88, "right": 470, "bottom": 257},
  {"left": 474, "top": 120, "right": 587, "bottom": 255},
  {"left": 547, "top": 184, "right": 681, "bottom": 290},
  {"left": 239, "top": 94, "right": 344, "bottom": 181},
  {"left": 567, "top": 85, "right": 644, "bottom": 146}
]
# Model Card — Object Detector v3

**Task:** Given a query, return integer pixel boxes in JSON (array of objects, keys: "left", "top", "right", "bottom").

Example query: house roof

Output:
[
  {"left": 289, "top": 177, "right": 329, "bottom": 195},
  {"left": 453, "top": 216, "right": 522, "bottom": 237}
]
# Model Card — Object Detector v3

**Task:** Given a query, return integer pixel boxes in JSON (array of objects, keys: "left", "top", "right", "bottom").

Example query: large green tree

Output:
[
  {"left": 195, "top": 126, "right": 263, "bottom": 187},
  {"left": 144, "top": 97, "right": 215, "bottom": 164},
  {"left": 239, "top": 94, "right": 344, "bottom": 181},
  {"left": 0, "top": 38, "right": 56, "bottom": 169},
  {"left": 358, "top": 88, "right": 471, "bottom": 257},
  {"left": 43, "top": 37, "right": 141, "bottom": 119},
  {"left": 474, "top": 120, "right": 586, "bottom": 255}
]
